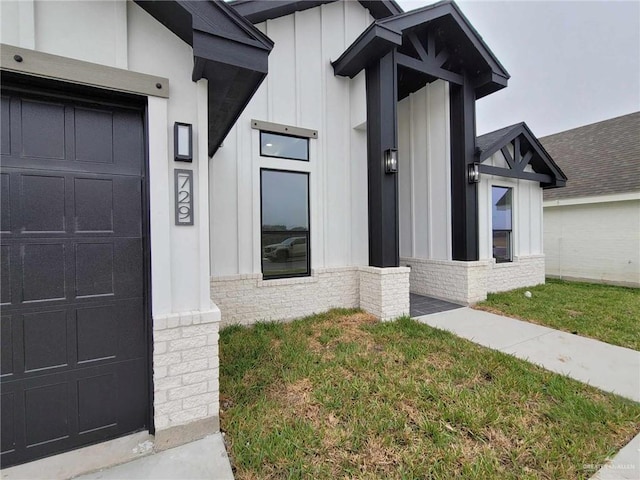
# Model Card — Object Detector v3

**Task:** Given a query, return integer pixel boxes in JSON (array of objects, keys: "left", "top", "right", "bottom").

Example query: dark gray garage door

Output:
[{"left": 0, "top": 82, "right": 149, "bottom": 467}]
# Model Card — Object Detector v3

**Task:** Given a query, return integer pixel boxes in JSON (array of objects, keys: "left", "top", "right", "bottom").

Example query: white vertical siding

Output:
[
  {"left": 477, "top": 150, "right": 544, "bottom": 260},
  {"left": 398, "top": 80, "right": 452, "bottom": 261},
  {"left": 209, "top": 1, "right": 373, "bottom": 275}
]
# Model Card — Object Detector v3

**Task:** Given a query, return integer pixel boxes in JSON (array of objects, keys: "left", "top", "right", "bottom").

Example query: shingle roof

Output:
[
  {"left": 476, "top": 123, "right": 523, "bottom": 155},
  {"left": 540, "top": 112, "right": 640, "bottom": 200}
]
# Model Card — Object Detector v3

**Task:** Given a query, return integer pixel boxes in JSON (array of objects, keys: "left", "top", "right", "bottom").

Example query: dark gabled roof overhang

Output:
[
  {"left": 332, "top": 0, "right": 509, "bottom": 99},
  {"left": 228, "top": 0, "right": 402, "bottom": 23},
  {"left": 135, "top": 0, "right": 274, "bottom": 156},
  {"left": 476, "top": 122, "right": 567, "bottom": 188}
]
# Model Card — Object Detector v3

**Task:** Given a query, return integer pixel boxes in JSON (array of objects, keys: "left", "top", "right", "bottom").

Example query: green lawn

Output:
[
  {"left": 476, "top": 279, "right": 640, "bottom": 351},
  {"left": 220, "top": 309, "right": 640, "bottom": 479}
]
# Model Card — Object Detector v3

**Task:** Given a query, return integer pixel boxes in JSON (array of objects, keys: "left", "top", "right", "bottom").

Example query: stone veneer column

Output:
[
  {"left": 359, "top": 266, "right": 410, "bottom": 321},
  {"left": 151, "top": 306, "right": 221, "bottom": 450}
]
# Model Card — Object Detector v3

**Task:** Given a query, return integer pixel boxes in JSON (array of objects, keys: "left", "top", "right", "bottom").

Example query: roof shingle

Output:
[{"left": 540, "top": 112, "right": 640, "bottom": 200}]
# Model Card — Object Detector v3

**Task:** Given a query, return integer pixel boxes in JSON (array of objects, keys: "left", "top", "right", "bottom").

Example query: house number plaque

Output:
[{"left": 174, "top": 169, "right": 194, "bottom": 226}]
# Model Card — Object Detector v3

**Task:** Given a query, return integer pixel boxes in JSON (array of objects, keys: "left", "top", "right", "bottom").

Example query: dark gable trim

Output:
[
  {"left": 135, "top": 0, "right": 274, "bottom": 156},
  {"left": 332, "top": 0, "right": 509, "bottom": 99},
  {"left": 229, "top": 0, "right": 402, "bottom": 23},
  {"left": 476, "top": 123, "right": 568, "bottom": 188},
  {"left": 331, "top": 23, "right": 403, "bottom": 78},
  {"left": 230, "top": 0, "right": 336, "bottom": 24}
]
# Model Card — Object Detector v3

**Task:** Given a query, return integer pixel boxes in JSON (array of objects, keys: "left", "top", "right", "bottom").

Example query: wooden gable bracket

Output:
[{"left": 396, "top": 30, "right": 464, "bottom": 85}]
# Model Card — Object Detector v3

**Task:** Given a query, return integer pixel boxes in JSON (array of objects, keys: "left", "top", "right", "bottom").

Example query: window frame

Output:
[
  {"left": 491, "top": 185, "right": 514, "bottom": 263},
  {"left": 259, "top": 168, "right": 311, "bottom": 280},
  {"left": 259, "top": 131, "right": 310, "bottom": 162}
]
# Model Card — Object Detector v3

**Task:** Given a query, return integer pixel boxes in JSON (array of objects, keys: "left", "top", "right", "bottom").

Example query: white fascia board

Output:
[{"left": 543, "top": 191, "right": 640, "bottom": 208}]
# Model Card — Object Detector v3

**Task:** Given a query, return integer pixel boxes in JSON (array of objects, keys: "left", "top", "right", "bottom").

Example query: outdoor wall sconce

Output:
[
  {"left": 384, "top": 148, "right": 398, "bottom": 174},
  {"left": 468, "top": 162, "right": 480, "bottom": 183},
  {"left": 174, "top": 122, "right": 193, "bottom": 162}
]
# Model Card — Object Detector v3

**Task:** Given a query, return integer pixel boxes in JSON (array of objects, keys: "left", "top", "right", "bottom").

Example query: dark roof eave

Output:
[
  {"left": 135, "top": 0, "right": 274, "bottom": 157},
  {"left": 229, "top": 0, "right": 403, "bottom": 23},
  {"left": 332, "top": 23, "right": 403, "bottom": 78},
  {"left": 333, "top": 0, "right": 509, "bottom": 96}
]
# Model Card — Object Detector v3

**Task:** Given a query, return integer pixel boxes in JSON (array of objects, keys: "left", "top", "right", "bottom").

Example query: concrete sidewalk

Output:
[
  {"left": 415, "top": 307, "right": 640, "bottom": 402},
  {"left": 415, "top": 307, "right": 640, "bottom": 480},
  {"left": 73, "top": 434, "right": 233, "bottom": 480}
]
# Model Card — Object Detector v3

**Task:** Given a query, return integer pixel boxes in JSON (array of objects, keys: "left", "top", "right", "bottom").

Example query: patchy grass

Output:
[
  {"left": 220, "top": 309, "right": 640, "bottom": 479},
  {"left": 476, "top": 279, "right": 640, "bottom": 351}
]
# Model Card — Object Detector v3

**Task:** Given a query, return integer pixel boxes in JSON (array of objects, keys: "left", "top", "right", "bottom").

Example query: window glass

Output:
[
  {"left": 260, "top": 132, "right": 309, "bottom": 161},
  {"left": 492, "top": 186, "right": 513, "bottom": 263},
  {"left": 261, "top": 170, "right": 310, "bottom": 278}
]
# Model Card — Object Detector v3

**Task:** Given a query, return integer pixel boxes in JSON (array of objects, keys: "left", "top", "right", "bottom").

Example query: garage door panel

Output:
[
  {"left": 114, "top": 238, "right": 143, "bottom": 297},
  {"left": 74, "top": 108, "right": 114, "bottom": 165},
  {"left": 1, "top": 315, "right": 14, "bottom": 377},
  {"left": 74, "top": 177, "right": 114, "bottom": 233},
  {"left": 20, "top": 99, "right": 66, "bottom": 160},
  {"left": 1, "top": 392, "right": 16, "bottom": 455},
  {"left": 1, "top": 86, "right": 148, "bottom": 467},
  {"left": 113, "top": 110, "right": 144, "bottom": 174},
  {"left": 1, "top": 246, "right": 11, "bottom": 305},
  {"left": 115, "top": 359, "right": 148, "bottom": 432},
  {"left": 25, "top": 382, "right": 71, "bottom": 447},
  {"left": 76, "top": 305, "right": 118, "bottom": 363},
  {"left": 77, "top": 373, "right": 117, "bottom": 434},
  {"left": 21, "top": 243, "right": 66, "bottom": 302},
  {"left": 115, "top": 299, "right": 146, "bottom": 360},
  {"left": 1, "top": 173, "right": 10, "bottom": 233},
  {"left": 3, "top": 99, "right": 142, "bottom": 177},
  {"left": 1, "top": 96, "right": 10, "bottom": 155},
  {"left": 23, "top": 309, "right": 69, "bottom": 373},
  {"left": 75, "top": 243, "right": 114, "bottom": 298},
  {"left": 20, "top": 174, "right": 66, "bottom": 233},
  {"left": 113, "top": 176, "right": 142, "bottom": 236}
]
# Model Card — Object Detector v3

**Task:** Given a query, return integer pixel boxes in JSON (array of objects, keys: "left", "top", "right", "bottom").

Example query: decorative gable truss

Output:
[{"left": 476, "top": 123, "right": 567, "bottom": 188}]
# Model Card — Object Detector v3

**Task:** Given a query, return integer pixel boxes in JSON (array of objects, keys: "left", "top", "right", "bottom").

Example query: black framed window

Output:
[
  {"left": 492, "top": 186, "right": 513, "bottom": 263},
  {"left": 260, "top": 131, "right": 309, "bottom": 161},
  {"left": 261, "top": 169, "right": 310, "bottom": 279}
]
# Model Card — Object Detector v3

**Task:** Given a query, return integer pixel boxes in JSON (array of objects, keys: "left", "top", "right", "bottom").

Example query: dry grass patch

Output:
[{"left": 220, "top": 309, "right": 640, "bottom": 479}]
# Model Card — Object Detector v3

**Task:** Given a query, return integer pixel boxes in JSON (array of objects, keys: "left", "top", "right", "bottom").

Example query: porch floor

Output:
[{"left": 410, "top": 293, "right": 463, "bottom": 317}]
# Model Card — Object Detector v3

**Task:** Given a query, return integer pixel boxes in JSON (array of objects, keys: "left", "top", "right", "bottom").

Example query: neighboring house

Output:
[
  {"left": 0, "top": 0, "right": 565, "bottom": 472},
  {"left": 541, "top": 113, "right": 640, "bottom": 287}
]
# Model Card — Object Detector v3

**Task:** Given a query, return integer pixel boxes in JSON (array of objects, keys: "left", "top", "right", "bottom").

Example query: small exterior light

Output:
[
  {"left": 384, "top": 148, "right": 398, "bottom": 174},
  {"left": 468, "top": 162, "right": 480, "bottom": 183},
  {"left": 174, "top": 122, "right": 192, "bottom": 162}
]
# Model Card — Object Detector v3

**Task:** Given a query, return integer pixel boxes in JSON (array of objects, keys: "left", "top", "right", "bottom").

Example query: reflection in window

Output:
[
  {"left": 492, "top": 186, "right": 513, "bottom": 263},
  {"left": 260, "top": 132, "right": 309, "bottom": 161},
  {"left": 261, "top": 169, "right": 310, "bottom": 279}
]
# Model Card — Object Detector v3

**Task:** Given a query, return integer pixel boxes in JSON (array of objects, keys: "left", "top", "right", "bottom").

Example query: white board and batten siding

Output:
[
  {"left": 209, "top": 1, "right": 373, "bottom": 276},
  {"left": 477, "top": 148, "right": 544, "bottom": 260},
  {"left": 398, "top": 80, "right": 452, "bottom": 261}
]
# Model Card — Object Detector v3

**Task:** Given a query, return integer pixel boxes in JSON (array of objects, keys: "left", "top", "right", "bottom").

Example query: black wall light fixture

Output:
[
  {"left": 384, "top": 148, "right": 398, "bottom": 174},
  {"left": 468, "top": 162, "right": 480, "bottom": 183},
  {"left": 174, "top": 122, "right": 193, "bottom": 162}
]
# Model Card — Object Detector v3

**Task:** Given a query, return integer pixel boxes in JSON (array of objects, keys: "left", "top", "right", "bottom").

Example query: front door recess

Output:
[{"left": 1, "top": 80, "right": 149, "bottom": 467}]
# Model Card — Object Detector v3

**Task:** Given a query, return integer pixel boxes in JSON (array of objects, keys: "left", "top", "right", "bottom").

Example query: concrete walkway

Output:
[
  {"left": 414, "top": 307, "right": 640, "bottom": 480},
  {"left": 415, "top": 307, "right": 640, "bottom": 402},
  {"left": 73, "top": 434, "right": 233, "bottom": 480}
]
